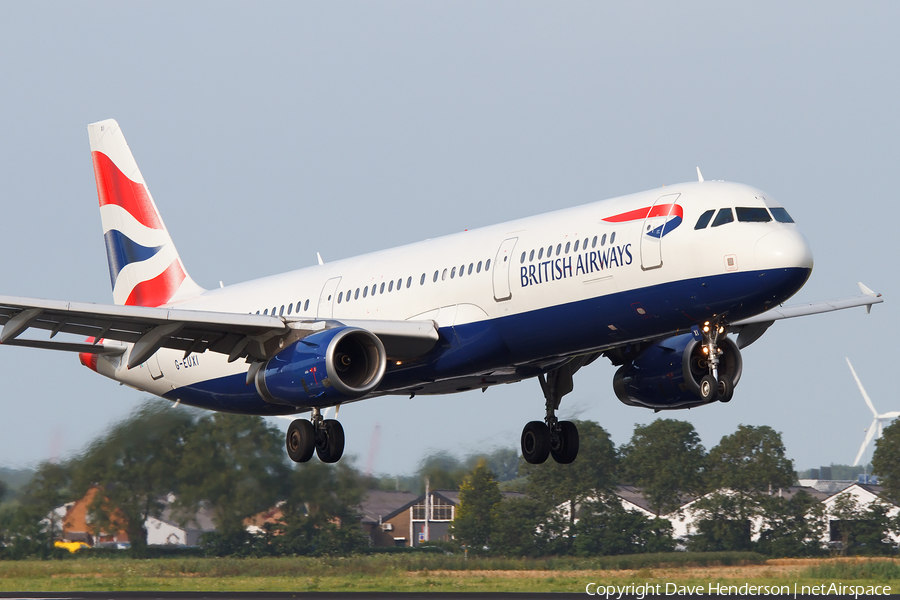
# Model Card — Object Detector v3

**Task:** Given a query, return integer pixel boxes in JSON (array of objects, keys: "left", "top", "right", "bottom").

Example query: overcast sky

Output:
[{"left": 0, "top": 2, "right": 897, "bottom": 477}]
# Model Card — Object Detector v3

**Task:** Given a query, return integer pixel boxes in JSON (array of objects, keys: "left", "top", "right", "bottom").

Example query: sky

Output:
[{"left": 0, "top": 1, "right": 897, "bottom": 477}]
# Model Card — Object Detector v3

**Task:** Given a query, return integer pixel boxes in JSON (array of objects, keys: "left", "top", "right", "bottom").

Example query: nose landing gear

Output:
[
  {"left": 697, "top": 320, "right": 734, "bottom": 403},
  {"left": 286, "top": 407, "right": 345, "bottom": 463}
]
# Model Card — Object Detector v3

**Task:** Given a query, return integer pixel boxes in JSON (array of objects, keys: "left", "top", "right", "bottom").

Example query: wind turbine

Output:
[{"left": 847, "top": 357, "right": 900, "bottom": 466}]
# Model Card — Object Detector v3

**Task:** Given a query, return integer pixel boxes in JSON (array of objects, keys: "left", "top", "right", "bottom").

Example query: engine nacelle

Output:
[
  {"left": 613, "top": 332, "right": 742, "bottom": 410},
  {"left": 255, "top": 327, "right": 386, "bottom": 407}
]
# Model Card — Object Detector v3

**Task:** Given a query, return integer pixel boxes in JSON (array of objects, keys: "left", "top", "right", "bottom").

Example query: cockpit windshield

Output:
[{"left": 735, "top": 207, "right": 772, "bottom": 222}]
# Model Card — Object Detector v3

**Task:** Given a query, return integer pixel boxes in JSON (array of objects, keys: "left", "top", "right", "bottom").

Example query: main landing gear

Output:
[
  {"left": 696, "top": 320, "right": 734, "bottom": 404},
  {"left": 521, "top": 360, "right": 585, "bottom": 465},
  {"left": 286, "top": 407, "right": 345, "bottom": 464}
]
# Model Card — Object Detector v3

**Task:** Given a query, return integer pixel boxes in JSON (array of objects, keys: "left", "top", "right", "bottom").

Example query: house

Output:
[
  {"left": 52, "top": 489, "right": 216, "bottom": 547},
  {"left": 820, "top": 483, "right": 900, "bottom": 547},
  {"left": 357, "top": 489, "right": 459, "bottom": 547},
  {"left": 146, "top": 497, "right": 216, "bottom": 546},
  {"left": 58, "top": 486, "right": 129, "bottom": 546}
]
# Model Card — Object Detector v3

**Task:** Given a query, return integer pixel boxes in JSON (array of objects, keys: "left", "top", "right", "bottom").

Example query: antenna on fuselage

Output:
[
  {"left": 317, "top": 252, "right": 324, "bottom": 265},
  {"left": 696, "top": 167, "right": 705, "bottom": 182}
]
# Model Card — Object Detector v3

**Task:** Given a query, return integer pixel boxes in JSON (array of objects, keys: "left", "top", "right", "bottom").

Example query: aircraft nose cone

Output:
[{"left": 754, "top": 229, "right": 814, "bottom": 271}]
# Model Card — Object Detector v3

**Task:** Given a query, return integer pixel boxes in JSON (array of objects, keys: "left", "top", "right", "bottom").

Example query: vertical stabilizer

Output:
[{"left": 88, "top": 119, "right": 205, "bottom": 306}]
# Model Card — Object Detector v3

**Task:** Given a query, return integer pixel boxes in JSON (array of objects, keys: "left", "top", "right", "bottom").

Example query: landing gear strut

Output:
[
  {"left": 286, "top": 407, "right": 345, "bottom": 463},
  {"left": 698, "top": 320, "right": 734, "bottom": 403},
  {"left": 521, "top": 360, "right": 584, "bottom": 465}
]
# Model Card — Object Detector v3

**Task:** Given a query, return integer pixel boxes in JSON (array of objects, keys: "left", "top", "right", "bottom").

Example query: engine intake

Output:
[
  {"left": 255, "top": 327, "right": 386, "bottom": 407},
  {"left": 613, "top": 332, "right": 742, "bottom": 410}
]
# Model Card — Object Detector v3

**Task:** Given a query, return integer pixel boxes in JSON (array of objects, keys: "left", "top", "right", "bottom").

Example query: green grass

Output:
[{"left": 0, "top": 554, "right": 896, "bottom": 593}]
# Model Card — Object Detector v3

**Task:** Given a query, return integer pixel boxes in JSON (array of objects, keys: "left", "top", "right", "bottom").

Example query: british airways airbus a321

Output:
[{"left": 0, "top": 120, "right": 883, "bottom": 465}]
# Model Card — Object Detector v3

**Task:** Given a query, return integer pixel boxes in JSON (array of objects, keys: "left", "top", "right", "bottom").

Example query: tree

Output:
[
  {"left": 756, "top": 491, "right": 827, "bottom": 557},
  {"left": 451, "top": 460, "right": 502, "bottom": 551},
  {"left": 0, "top": 461, "right": 73, "bottom": 559},
  {"left": 619, "top": 419, "right": 707, "bottom": 516},
  {"left": 572, "top": 497, "right": 675, "bottom": 556},
  {"left": 686, "top": 492, "right": 755, "bottom": 552},
  {"left": 415, "top": 451, "right": 467, "bottom": 493},
  {"left": 74, "top": 400, "right": 196, "bottom": 556},
  {"left": 0, "top": 479, "right": 7, "bottom": 504},
  {"left": 490, "top": 497, "right": 545, "bottom": 556},
  {"left": 705, "top": 424, "right": 794, "bottom": 521},
  {"left": 174, "top": 412, "right": 290, "bottom": 538},
  {"left": 872, "top": 420, "right": 900, "bottom": 503}
]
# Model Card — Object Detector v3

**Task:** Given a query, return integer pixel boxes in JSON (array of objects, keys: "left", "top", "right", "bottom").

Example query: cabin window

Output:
[
  {"left": 770, "top": 207, "right": 794, "bottom": 223},
  {"left": 345, "top": 290, "right": 351, "bottom": 302},
  {"left": 520, "top": 252, "right": 526, "bottom": 264},
  {"left": 256, "top": 310, "right": 260, "bottom": 314},
  {"left": 287, "top": 304, "right": 292, "bottom": 315},
  {"left": 272, "top": 307, "right": 277, "bottom": 315},
  {"left": 574, "top": 240, "right": 580, "bottom": 252},
  {"left": 279, "top": 305, "right": 285, "bottom": 316},
  {"left": 354, "top": 289, "right": 360, "bottom": 300},
  {"left": 407, "top": 276, "right": 413, "bottom": 288},
  {"left": 433, "top": 271, "right": 439, "bottom": 283},
  {"left": 583, "top": 238, "right": 588, "bottom": 249},
  {"left": 467, "top": 264, "right": 473, "bottom": 275},
  {"left": 485, "top": 259, "right": 491, "bottom": 271},
  {"left": 304, "top": 299, "right": 309, "bottom": 311},
  {"left": 451, "top": 266, "right": 457, "bottom": 279},
  {"left": 459, "top": 264, "right": 465, "bottom": 277},
  {"left": 388, "top": 280, "right": 393, "bottom": 292},
  {"left": 363, "top": 286, "right": 368, "bottom": 298},
  {"left": 712, "top": 208, "right": 735, "bottom": 227},
  {"left": 371, "top": 284, "right": 377, "bottom": 295},
  {"left": 529, "top": 249, "right": 535, "bottom": 261},
  {"left": 592, "top": 235, "right": 598, "bottom": 248},
  {"left": 610, "top": 232, "right": 616, "bottom": 244},
  {"left": 736, "top": 207, "right": 772, "bottom": 222},
  {"left": 547, "top": 245, "right": 553, "bottom": 257},
  {"left": 421, "top": 273, "right": 427, "bottom": 285},
  {"left": 694, "top": 209, "right": 715, "bottom": 229},
  {"left": 476, "top": 261, "right": 482, "bottom": 273},
  {"left": 263, "top": 308, "right": 268, "bottom": 315},
  {"left": 565, "top": 242, "right": 570, "bottom": 254},
  {"left": 337, "top": 292, "right": 343, "bottom": 303},
  {"left": 442, "top": 268, "right": 448, "bottom": 281},
  {"left": 556, "top": 244, "right": 562, "bottom": 255},
  {"left": 378, "top": 282, "right": 384, "bottom": 294},
  {"left": 537, "top": 248, "right": 543, "bottom": 260}
]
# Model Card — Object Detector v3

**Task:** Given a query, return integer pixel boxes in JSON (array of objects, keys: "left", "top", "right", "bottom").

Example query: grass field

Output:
[{"left": 0, "top": 554, "right": 897, "bottom": 593}]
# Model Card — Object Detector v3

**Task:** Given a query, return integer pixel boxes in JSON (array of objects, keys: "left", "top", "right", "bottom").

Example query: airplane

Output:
[{"left": 0, "top": 120, "right": 883, "bottom": 466}]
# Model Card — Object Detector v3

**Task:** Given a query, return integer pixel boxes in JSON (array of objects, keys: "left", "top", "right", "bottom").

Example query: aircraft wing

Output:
[
  {"left": 0, "top": 295, "right": 439, "bottom": 368},
  {"left": 728, "top": 283, "right": 883, "bottom": 348}
]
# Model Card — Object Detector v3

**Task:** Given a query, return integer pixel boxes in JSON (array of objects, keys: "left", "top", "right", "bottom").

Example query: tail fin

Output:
[{"left": 88, "top": 119, "right": 205, "bottom": 306}]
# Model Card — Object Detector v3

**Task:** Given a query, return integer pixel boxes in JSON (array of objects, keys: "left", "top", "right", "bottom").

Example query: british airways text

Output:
[{"left": 520, "top": 244, "right": 633, "bottom": 288}]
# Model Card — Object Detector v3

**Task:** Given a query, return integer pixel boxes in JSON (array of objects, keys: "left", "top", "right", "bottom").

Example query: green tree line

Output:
[{"left": 3, "top": 402, "right": 900, "bottom": 560}]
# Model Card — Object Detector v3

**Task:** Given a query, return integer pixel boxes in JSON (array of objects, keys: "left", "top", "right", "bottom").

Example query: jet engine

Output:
[
  {"left": 255, "top": 327, "right": 386, "bottom": 407},
  {"left": 612, "top": 332, "right": 742, "bottom": 410}
]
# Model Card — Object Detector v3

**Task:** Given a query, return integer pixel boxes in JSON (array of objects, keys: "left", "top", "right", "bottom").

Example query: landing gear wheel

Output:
[
  {"left": 699, "top": 374, "right": 718, "bottom": 402},
  {"left": 521, "top": 421, "right": 551, "bottom": 464},
  {"left": 550, "top": 420, "right": 579, "bottom": 464},
  {"left": 316, "top": 419, "right": 345, "bottom": 463},
  {"left": 717, "top": 377, "right": 734, "bottom": 403},
  {"left": 286, "top": 419, "right": 315, "bottom": 463}
]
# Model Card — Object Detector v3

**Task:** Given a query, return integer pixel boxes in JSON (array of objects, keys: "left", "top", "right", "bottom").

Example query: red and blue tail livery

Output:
[{"left": 88, "top": 120, "right": 202, "bottom": 307}]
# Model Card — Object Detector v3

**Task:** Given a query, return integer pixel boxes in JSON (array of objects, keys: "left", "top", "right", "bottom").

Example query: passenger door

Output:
[
  {"left": 640, "top": 193, "right": 680, "bottom": 270},
  {"left": 492, "top": 237, "right": 518, "bottom": 302},
  {"left": 316, "top": 277, "right": 342, "bottom": 319}
]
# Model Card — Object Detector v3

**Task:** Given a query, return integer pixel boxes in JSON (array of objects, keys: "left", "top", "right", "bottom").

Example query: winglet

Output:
[
  {"left": 317, "top": 252, "right": 324, "bottom": 266},
  {"left": 696, "top": 167, "right": 704, "bottom": 183},
  {"left": 858, "top": 282, "right": 881, "bottom": 314}
]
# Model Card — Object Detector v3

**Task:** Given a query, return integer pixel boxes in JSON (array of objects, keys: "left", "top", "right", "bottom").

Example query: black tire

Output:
[
  {"left": 521, "top": 421, "right": 551, "bottom": 464},
  {"left": 551, "top": 421, "right": 579, "bottom": 464},
  {"left": 717, "top": 377, "right": 734, "bottom": 403},
  {"left": 699, "top": 374, "right": 718, "bottom": 402},
  {"left": 316, "top": 419, "right": 345, "bottom": 463},
  {"left": 286, "top": 419, "right": 315, "bottom": 463}
]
